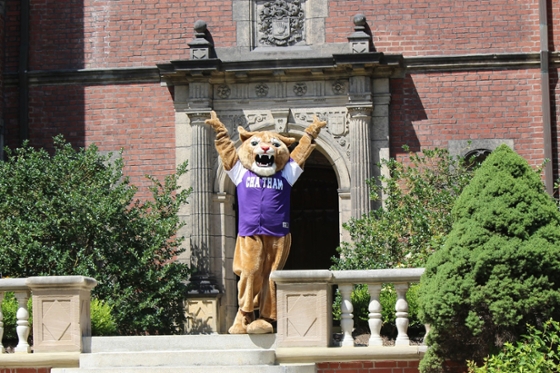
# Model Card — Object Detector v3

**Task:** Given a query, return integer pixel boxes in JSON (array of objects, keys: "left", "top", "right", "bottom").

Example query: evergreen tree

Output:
[{"left": 418, "top": 145, "right": 560, "bottom": 372}]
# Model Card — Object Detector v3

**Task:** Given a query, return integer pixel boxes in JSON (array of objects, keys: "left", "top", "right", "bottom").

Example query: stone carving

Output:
[
  {"left": 217, "top": 85, "right": 231, "bottom": 99},
  {"left": 332, "top": 80, "right": 346, "bottom": 95},
  {"left": 255, "top": 83, "right": 269, "bottom": 97},
  {"left": 293, "top": 82, "right": 307, "bottom": 96},
  {"left": 258, "top": 0, "right": 305, "bottom": 47},
  {"left": 294, "top": 111, "right": 350, "bottom": 158}
]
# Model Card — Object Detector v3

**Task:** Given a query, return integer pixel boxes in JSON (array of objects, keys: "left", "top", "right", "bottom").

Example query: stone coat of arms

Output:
[{"left": 258, "top": 0, "right": 305, "bottom": 47}]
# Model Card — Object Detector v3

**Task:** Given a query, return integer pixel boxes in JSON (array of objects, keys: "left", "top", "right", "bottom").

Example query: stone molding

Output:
[{"left": 1, "top": 52, "right": 551, "bottom": 88}]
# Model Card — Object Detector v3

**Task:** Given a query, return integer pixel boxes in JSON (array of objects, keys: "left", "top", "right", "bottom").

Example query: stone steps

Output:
[
  {"left": 51, "top": 334, "right": 315, "bottom": 373},
  {"left": 52, "top": 364, "right": 315, "bottom": 373}
]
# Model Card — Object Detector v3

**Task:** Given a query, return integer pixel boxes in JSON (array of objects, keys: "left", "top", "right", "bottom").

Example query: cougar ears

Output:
[
  {"left": 276, "top": 134, "right": 296, "bottom": 147},
  {"left": 237, "top": 126, "right": 296, "bottom": 146},
  {"left": 238, "top": 126, "right": 254, "bottom": 142}
]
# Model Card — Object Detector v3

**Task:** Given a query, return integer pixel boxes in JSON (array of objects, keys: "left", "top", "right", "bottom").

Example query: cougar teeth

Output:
[{"left": 256, "top": 154, "right": 274, "bottom": 167}]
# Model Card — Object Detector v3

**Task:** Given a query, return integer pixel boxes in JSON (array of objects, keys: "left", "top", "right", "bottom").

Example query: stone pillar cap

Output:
[
  {"left": 0, "top": 278, "right": 28, "bottom": 291},
  {"left": 26, "top": 275, "right": 97, "bottom": 290},
  {"left": 271, "top": 270, "right": 332, "bottom": 283}
]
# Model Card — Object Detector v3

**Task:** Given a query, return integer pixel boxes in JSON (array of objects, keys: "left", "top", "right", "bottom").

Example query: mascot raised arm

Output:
[{"left": 205, "top": 111, "right": 326, "bottom": 334}]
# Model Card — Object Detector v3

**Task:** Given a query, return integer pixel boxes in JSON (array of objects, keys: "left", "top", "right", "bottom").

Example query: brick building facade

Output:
[{"left": 0, "top": 0, "right": 558, "bottom": 333}]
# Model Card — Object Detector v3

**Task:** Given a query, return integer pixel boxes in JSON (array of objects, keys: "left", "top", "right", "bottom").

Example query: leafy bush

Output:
[
  {"left": 0, "top": 137, "right": 192, "bottom": 335},
  {"left": 91, "top": 298, "right": 117, "bottom": 336},
  {"left": 468, "top": 319, "right": 560, "bottom": 373},
  {"left": 418, "top": 145, "right": 560, "bottom": 372},
  {"left": 333, "top": 146, "right": 474, "bottom": 271}
]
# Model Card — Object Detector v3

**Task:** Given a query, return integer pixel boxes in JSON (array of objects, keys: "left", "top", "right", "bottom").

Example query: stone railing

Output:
[
  {"left": 0, "top": 276, "right": 97, "bottom": 354},
  {"left": 271, "top": 268, "right": 426, "bottom": 353}
]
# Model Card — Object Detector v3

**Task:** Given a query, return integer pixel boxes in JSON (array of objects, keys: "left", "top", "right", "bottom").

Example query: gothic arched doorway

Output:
[{"left": 284, "top": 150, "right": 340, "bottom": 270}]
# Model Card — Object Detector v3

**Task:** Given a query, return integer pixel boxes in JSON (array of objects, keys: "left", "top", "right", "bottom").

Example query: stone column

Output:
[
  {"left": 348, "top": 105, "right": 373, "bottom": 218},
  {"left": 186, "top": 110, "right": 214, "bottom": 279},
  {"left": 372, "top": 78, "right": 391, "bottom": 209}
]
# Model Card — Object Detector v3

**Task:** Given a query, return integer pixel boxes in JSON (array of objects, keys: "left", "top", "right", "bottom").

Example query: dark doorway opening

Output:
[{"left": 285, "top": 151, "right": 340, "bottom": 270}]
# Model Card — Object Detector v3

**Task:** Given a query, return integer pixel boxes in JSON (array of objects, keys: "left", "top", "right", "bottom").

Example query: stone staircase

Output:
[{"left": 51, "top": 334, "right": 316, "bottom": 373}]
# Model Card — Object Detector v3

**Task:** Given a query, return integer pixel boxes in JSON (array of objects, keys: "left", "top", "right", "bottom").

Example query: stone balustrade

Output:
[
  {"left": 0, "top": 276, "right": 97, "bottom": 354},
  {"left": 271, "top": 268, "right": 426, "bottom": 350}
]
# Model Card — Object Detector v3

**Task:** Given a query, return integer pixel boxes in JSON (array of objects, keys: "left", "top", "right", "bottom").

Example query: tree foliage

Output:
[
  {"left": 418, "top": 145, "right": 560, "bottom": 372},
  {"left": 0, "top": 136, "right": 192, "bottom": 335},
  {"left": 333, "top": 146, "right": 474, "bottom": 270}
]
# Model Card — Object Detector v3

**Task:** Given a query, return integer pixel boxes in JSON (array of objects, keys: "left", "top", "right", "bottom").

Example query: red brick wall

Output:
[
  {"left": 8, "top": 0, "right": 546, "bottom": 70},
  {"left": 4, "top": 82, "right": 176, "bottom": 197},
  {"left": 326, "top": 0, "right": 540, "bottom": 56},
  {"left": 390, "top": 70, "right": 545, "bottom": 167},
  {"left": 317, "top": 360, "right": 420, "bottom": 373},
  {"left": 2, "top": 0, "right": 557, "bottom": 185}
]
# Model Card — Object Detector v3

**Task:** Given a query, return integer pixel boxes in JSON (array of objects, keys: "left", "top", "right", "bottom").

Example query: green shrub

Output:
[
  {"left": 91, "top": 298, "right": 117, "bottom": 336},
  {"left": 333, "top": 146, "right": 474, "bottom": 271},
  {"left": 0, "top": 137, "right": 192, "bottom": 335},
  {"left": 468, "top": 319, "right": 560, "bottom": 373},
  {"left": 418, "top": 145, "right": 560, "bottom": 372}
]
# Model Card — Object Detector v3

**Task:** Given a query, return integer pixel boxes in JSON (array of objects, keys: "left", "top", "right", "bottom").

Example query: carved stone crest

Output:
[{"left": 258, "top": 0, "right": 305, "bottom": 47}]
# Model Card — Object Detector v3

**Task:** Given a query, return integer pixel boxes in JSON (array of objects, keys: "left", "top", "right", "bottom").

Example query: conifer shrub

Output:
[
  {"left": 418, "top": 145, "right": 560, "bottom": 372},
  {"left": 91, "top": 298, "right": 118, "bottom": 336}
]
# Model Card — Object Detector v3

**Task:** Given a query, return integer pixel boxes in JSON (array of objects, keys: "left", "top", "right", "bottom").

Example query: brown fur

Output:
[{"left": 205, "top": 111, "right": 326, "bottom": 334}]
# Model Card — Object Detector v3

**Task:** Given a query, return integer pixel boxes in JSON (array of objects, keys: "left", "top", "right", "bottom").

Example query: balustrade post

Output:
[
  {"left": 339, "top": 283, "right": 354, "bottom": 347},
  {"left": 14, "top": 291, "right": 30, "bottom": 353},
  {"left": 0, "top": 292, "right": 4, "bottom": 353},
  {"left": 394, "top": 283, "right": 410, "bottom": 346},
  {"left": 367, "top": 283, "right": 383, "bottom": 346},
  {"left": 423, "top": 323, "right": 431, "bottom": 345}
]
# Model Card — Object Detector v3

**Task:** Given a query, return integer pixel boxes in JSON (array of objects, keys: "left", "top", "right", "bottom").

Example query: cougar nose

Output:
[{"left": 261, "top": 145, "right": 270, "bottom": 152}]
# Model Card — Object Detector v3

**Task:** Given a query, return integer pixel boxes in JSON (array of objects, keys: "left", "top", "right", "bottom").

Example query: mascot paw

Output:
[
  {"left": 305, "top": 115, "right": 327, "bottom": 139},
  {"left": 247, "top": 319, "right": 274, "bottom": 334},
  {"left": 205, "top": 111, "right": 227, "bottom": 132},
  {"left": 228, "top": 310, "right": 254, "bottom": 334}
]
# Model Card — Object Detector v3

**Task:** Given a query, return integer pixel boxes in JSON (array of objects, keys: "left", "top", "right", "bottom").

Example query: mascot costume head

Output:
[{"left": 206, "top": 111, "right": 326, "bottom": 334}]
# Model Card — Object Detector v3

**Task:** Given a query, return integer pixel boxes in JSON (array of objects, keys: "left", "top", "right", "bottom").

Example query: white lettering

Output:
[{"left": 246, "top": 176, "right": 285, "bottom": 190}]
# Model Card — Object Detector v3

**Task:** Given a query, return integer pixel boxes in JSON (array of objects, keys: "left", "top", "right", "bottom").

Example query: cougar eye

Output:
[{"left": 251, "top": 140, "right": 259, "bottom": 146}]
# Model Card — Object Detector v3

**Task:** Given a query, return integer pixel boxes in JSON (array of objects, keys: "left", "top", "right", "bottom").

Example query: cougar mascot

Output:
[{"left": 205, "top": 111, "right": 326, "bottom": 334}]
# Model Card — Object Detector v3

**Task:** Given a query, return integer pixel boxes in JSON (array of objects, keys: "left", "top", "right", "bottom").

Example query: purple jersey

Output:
[{"left": 226, "top": 159, "right": 303, "bottom": 237}]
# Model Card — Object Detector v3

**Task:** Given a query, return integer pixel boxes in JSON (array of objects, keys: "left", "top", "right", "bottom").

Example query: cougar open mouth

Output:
[{"left": 256, "top": 154, "right": 275, "bottom": 167}]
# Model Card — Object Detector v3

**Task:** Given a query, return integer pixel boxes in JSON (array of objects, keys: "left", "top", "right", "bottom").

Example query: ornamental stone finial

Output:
[
  {"left": 194, "top": 19, "right": 207, "bottom": 34},
  {"left": 348, "top": 13, "right": 372, "bottom": 54},
  {"left": 188, "top": 20, "right": 214, "bottom": 60},
  {"left": 353, "top": 13, "right": 366, "bottom": 27}
]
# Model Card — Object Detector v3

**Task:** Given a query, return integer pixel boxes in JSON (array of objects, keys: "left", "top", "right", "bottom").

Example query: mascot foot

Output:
[
  {"left": 247, "top": 318, "right": 274, "bottom": 334},
  {"left": 228, "top": 310, "right": 254, "bottom": 334}
]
